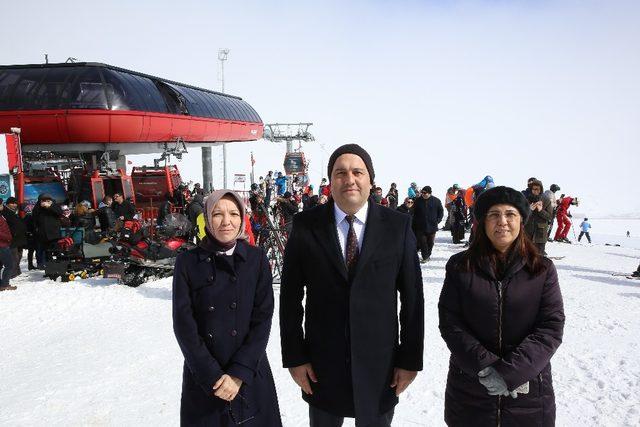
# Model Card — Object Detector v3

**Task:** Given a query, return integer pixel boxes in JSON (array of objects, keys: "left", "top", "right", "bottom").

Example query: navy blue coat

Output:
[
  {"left": 438, "top": 252, "right": 564, "bottom": 426},
  {"left": 173, "top": 240, "right": 281, "bottom": 426},
  {"left": 280, "top": 201, "right": 424, "bottom": 425}
]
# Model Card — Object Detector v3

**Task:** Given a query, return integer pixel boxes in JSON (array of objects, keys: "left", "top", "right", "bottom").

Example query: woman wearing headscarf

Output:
[
  {"left": 438, "top": 186, "right": 565, "bottom": 426},
  {"left": 172, "top": 190, "right": 282, "bottom": 426}
]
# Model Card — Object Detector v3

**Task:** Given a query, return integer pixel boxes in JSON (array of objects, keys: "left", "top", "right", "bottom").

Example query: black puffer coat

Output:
[
  {"left": 438, "top": 251, "right": 564, "bottom": 427},
  {"left": 32, "top": 202, "right": 63, "bottom": 242}
]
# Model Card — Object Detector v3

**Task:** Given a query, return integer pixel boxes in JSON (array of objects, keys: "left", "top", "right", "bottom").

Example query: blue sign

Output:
[{"left": 0, "top": 174, "right": 12, "bottom": 201}]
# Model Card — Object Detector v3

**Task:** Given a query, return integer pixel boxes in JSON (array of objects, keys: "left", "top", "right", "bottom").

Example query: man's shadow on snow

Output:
[{"left": 572, "top": 274, "right": 640, "bottom": 289}]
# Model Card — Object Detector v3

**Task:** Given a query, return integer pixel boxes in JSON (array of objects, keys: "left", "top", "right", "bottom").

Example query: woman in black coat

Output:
[
  {"left": 438, "top": 186, "right": 565, "bottom": 427},
  {"left": 173, "top": 190, "right": 281, "bottom": 426}
]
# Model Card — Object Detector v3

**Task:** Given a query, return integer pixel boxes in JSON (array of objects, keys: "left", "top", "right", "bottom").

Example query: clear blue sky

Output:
[{"left": 2, "top": 0, "right": 639, "bottom": 216}]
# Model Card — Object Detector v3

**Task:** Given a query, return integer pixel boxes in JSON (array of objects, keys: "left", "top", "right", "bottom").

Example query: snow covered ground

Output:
[{"left": 1, "top": 224, "right": 639, "bottom": 426}]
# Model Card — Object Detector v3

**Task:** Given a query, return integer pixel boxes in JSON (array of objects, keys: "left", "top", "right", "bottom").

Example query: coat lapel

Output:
[{"left": 311, "top": 202, "right": 348, "bottom": 282}]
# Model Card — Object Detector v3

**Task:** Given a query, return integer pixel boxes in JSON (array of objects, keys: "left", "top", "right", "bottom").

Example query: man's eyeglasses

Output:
[{"left": 227, "top": 393, "right": 255, "bottom": 425}]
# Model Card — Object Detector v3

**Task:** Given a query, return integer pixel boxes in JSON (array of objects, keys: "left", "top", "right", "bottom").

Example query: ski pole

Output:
[{"left": 571, "top": 224, "right": 577, "bottom": 241}]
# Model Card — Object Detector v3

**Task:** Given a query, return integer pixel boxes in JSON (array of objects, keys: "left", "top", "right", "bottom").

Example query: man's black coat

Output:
[
  {"left": 280, "top": 200, "right": 424, "bottom": 424},
  {"left": 412, "top": 195, "right": 444, "bottom": 234},
  {"left": 112, "top": 199, "right": 136, "bottom": 221}
]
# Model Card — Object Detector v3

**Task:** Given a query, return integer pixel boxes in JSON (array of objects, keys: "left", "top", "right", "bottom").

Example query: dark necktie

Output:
[{"left": 345, "top": 215, "right": 359, "bottom": 276}]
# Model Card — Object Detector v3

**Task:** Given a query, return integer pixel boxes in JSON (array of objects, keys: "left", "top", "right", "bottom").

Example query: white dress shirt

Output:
[{"left": 334, "top": 202, "right": 368, "bottom": 262}]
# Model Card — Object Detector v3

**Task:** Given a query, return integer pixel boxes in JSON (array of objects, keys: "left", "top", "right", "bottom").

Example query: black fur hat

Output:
[
  {"left": 474, "top": 186, "right": 530, "bottom": 222},
  {"left": 327, "top": 143, "right": 375, "bottom": 184}
]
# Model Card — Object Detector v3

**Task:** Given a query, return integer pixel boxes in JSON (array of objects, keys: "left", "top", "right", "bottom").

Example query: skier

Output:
[
  {"left": 578, "top": 218, "right": 592, "bottom": 243},
  {"left": 554, "top": 195, "right": 579, "bottom": 243}
]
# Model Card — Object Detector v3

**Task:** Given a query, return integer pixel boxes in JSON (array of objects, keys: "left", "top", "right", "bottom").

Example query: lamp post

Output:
[{"left": 218, "top": 48, "right": 229, "bottom": 188}]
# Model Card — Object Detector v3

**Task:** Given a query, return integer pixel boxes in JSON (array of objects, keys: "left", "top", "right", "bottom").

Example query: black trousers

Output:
[
  {"left": 416, "top": 231, "right": 436, "bottom": 260},
  {"left": 578, "top": 231, "right": 591, "bottom": 243},
  {"left": 309, "top": 405, "right": 394, "bottom": 427}
]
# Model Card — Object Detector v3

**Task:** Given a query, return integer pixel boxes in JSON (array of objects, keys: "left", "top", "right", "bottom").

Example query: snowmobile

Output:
[
  {"left": 103, "top": 214, "right": 195, "bottom": 287},
  {"left": 45, "top": 227, "right": 113, "bottom": 282}
]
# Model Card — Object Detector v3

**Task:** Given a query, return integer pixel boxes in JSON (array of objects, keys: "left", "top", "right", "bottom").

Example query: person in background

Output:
[
  {"left": 412, "top": 186, "right": 444, "bottom": 263},
  {"left": 31, "top": 194, "right": 63, "bottom": 268},
  {"left": 544, "top": 184, "right": 561, "bottom": 240},
  {"left": 554, "top": 195, "right": 579, "bottom": 243},
  {"left": 112, "top": 193, "right": 136, "bottom": 221},
  {"left": 450, "top": 189, "right": 467, "bottom": 244},
  {"left": 0, "top": 203, "right": 15, "bottom": 291},
  {"left": 578, "top": 218, "right": 592, "bottom": 243},
  {"left": 60, "top": 205, "right": 72, "bottom": 227},
  {"left": 190, "top": 182, "right": 204, "bottom": 197},
  {"left": 438, "top": 186, "right": 564, "bottom": 426},
  {"left": 2, "top": 197, "right": 27, "bottom": 278},
  {"left": 302, "top": 185, "right": 319, "bottom": 211},
  {"left": 275, "top": 172, "right": 287, "bottom": 196},
  {"left": 524, "top": 180, "right": 553, "bottom": 255},
  {"left": 97, "top": 196, "right": 117, "bottom": 234},
  {"left": 408, "top": 182, "right": 419, "bottom": 199},
  {"left": 386, "top": 183, "right": 399, "bottom": 210},
  {"left": 264, "top": 170, "right": 274, "bottom": 209},
  {"left": 157, "top": 192, "right": 174, "bottom": 228},
  {"left": 276, "top": 191, "right": 299, "bottom": 235},
  {"left": 318, "top": 194, "right": 329, "bottom": 205},
  {"left": 521, "top": 177, "right": 537, "bottom": 199},
  {"left": 443, "top": 185, "right": 460, "bottom": 232},
  {"left": 397, "top": 197, "right": 414, "bottom": 216}
]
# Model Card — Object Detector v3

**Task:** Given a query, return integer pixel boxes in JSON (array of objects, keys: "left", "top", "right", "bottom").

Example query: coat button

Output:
[
  {"left": 230, "top": 302, "right": 237, "bottom": 309},
  {"left": 230, "top": 276, "right": 237, "bottom": 283},
  {"left": 207, "top": 332, "right": 214, "bottom": 339},
  {"left": 208, "top": 306, "right": 215, "bottom": 312},
  {"left": 209, "top": 276, "right": 214, "bottom": 282},
  {"left": 231, "top": 330, "right": 237, "bottom": 337},
  {"left": 207, "top": 257, "right": 212, "bottom": 262}
]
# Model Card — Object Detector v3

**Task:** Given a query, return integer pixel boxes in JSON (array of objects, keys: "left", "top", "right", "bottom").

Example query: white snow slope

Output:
[{"left": 1, "top": 232, "right": 639, "bottom": 426}]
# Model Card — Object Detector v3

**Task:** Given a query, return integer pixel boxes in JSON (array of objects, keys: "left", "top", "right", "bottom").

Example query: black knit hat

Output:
[
  {"left": 327, "top": 143, "right": 375, "bottom": 184},
  {"left": 474, "top": 186, "right": 530, "bottom": 222}
]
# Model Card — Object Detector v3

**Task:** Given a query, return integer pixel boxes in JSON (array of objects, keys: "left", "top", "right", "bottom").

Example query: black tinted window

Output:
[
  {"left": 31, "top": 68, "right": 75, "bottom": 109},
  {"left": 62, "top": 68, "right": 108, "bottom": 109}
]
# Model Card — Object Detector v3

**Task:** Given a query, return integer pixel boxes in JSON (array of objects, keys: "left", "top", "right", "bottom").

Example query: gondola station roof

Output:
[{"left": 0, "top": 62, "right": 264, "bottom": 154}]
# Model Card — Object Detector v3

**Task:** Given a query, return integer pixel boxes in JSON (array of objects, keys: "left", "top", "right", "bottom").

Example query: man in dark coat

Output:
[
  {"left": 31, "top": 194, "right": 63, "bottom": 267},
  {"left": 281, "top": 144, "right": 424, "bottom": 426},
  {"left": 96, "top": 196, "right": 117, "bottom": 234},
  {"left": 185, "top": 193, "right": 204, "bottom": 226},
  {"left": 2, "top": 197, "right": 28, "bottom": 277},
  {"left": 412, "top": 186, "right": 444, "bottom": 262},
  {"left": 277, "top": 191, "right": 299, "bottom": 235},
  {"left": 112, "top": 193, "right": 136, "bottom": 221},
  {"left": 157, "top": 192, "right": 174, "bottom": 227}
]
